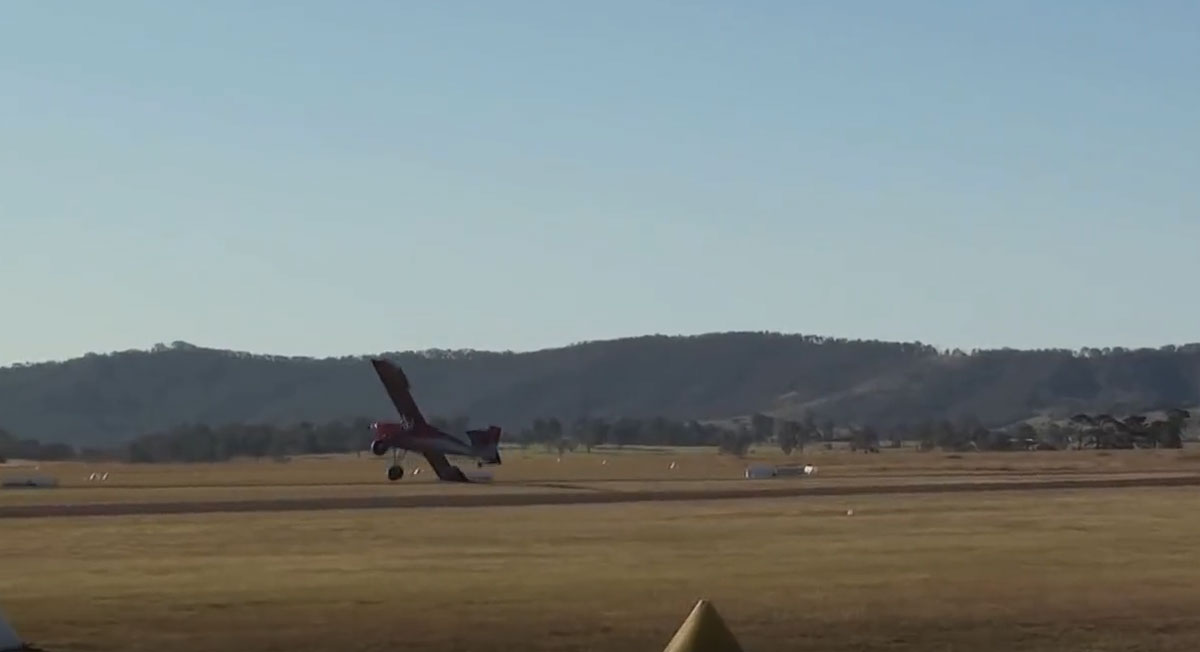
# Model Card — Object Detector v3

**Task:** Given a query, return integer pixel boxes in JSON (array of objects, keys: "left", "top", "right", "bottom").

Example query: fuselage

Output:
[{"left": 370, "top": 420, "right": 480, "bottom": 458}]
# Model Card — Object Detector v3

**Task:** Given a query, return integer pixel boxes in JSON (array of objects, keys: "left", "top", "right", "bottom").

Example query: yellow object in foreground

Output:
[{"left": 662, "top": 600, "right": 745, "bottom": 652}]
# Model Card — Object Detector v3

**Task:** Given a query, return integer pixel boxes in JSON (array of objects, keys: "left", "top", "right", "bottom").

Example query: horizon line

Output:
[{"left": 5, "top": 330, "right": 1200, "bottom": 370}]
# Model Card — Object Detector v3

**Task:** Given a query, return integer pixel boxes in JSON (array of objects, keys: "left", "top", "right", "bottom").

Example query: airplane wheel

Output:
[
  {"left": 387, "top": 465, "right": 404, "bottom": 481},
  {"left": 371, "top": 439, "right": 389, "bottom": 456}
]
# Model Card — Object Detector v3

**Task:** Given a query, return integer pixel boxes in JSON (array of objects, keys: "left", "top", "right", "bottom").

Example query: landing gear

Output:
[
  {"left": 370, "top": 439, "right": 389, "bottom": 456},
  {"left": 384, "top": 447, "right": 408, "bottom": 481}
]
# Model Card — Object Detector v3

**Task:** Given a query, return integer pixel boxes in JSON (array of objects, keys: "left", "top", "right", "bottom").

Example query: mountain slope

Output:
[{"left": 2, "top": 333, "right": 1199, "bottom": 446}]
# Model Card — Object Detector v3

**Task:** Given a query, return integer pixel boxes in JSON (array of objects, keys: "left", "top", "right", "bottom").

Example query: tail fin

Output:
[{"left": 466, "top": 426, "right": 503, "bottom": 464}]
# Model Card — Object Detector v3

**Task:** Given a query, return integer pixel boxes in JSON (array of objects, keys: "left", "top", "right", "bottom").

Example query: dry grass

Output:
[
  {"left": 5, "top": 446, "right": 1200, "bottom": 507},
  {"left": 5, "top": 486, "right": 1200, "bottom": 651},
  {"left": 10, "top": 444, "right": 1200, "bottom": 486}
]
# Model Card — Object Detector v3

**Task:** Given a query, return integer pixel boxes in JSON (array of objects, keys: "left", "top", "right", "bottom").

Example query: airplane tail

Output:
[{"left": 466, "top": 426, "right": 503, "bottom": 464}]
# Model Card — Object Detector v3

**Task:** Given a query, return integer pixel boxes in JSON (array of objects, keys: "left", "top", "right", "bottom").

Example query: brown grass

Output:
[
  {"left": 11, "top": 444, "right": 1200, "bottom": 485},
  {"left": 5, "top": 483, "right": 1200, "bottom": 651},
  {"left": 5, "top": 445, "right": 1200, "bottom": 507}
]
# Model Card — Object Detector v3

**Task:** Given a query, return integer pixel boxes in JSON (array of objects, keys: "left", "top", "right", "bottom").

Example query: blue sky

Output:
[{"left": 2, "top": 1, "right": 1198, "bottom": 365}]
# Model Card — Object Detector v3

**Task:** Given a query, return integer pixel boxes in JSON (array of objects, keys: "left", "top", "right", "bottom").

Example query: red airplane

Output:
[{"left": 367, "top": 358, "right": 502, "bottom": 482}]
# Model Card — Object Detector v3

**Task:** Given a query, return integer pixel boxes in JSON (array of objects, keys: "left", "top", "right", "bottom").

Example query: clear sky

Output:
[{"left": 3, "top": 1, "right": 1198, "bottom": 366}]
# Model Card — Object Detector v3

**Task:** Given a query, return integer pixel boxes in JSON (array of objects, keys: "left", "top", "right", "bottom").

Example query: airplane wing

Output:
[
  {"left": 370, "top": 359, "right": 428, "bottom": 426},
  {"left": 422, "top": 451, "right": 470, "bottom": 482}
]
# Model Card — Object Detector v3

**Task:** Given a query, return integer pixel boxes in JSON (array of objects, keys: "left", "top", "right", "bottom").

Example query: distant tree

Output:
[
  {"left": 750, "top": 413, "right": 775, "bottom": 443},
  {"left": 571, "top": 417, "right": 591, "bottom": 451},
  {"left": 718, "top": 428, "right": 754, "bottom": 457},
  {"left": 515, "top": 429, "right": 532, "bottom": 449},
  {"left": 820, "top": 419, "right": 837, "bottom": 442},
  {"left": 1153, "top": 408, "right": 1191, "bottom": 449},
  {"left": 37, "top": 441, "right": 76, "bottom": 460},
  {"left": 801, "top": 410, "right": 816, "bottom": 432},
  {"left": 1066, "top": 410, "right": 1193, "bottom": 450},
  {"left": 546, "top": 417, "right": 563, "bottom": 441},
  {"left": 1068, "top": 414, "right": 1094, "bottom": 449},
  {"left": 1014, "top": 422, "right": 1038, "bottom": 441},
  {"left": 528, "top": 418, "right": 551, "bottom": 445},
  {"left": 1013, "top": 423, "right": 1040, "bottom": 449},
  {"left": 1041, "top": 423, "right": 1072, "bottom": 450},
  {"left": 956, "top": 415, "right": 989, "bottom": 449},
  {"left": 0, "top": 427, "right": 13, "bottom": 462},
  {"left": 610, "top": 418, "right": 640, "bottom": 448},
  {"left": 850, "top": 426, "right": 880, "bottom": 452},
  {"left": 913, "top": 421, "right": 937, "bottom": 451},
  {"left": 585, "top": 419, "right": 610, "bottom": 452},
  {"left": 980, "top": 430, "right": 1015, "bottom": 452},
  {"left": 935, "top": 419, "right": 972, "bottom": 451},
  {"left": 775, "top": 420, "right": 800, "bottom": 455}
]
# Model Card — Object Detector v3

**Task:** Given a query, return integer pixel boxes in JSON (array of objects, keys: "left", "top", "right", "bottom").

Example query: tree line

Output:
[
  {"left": 1, "top": 408, "right": 1191, "bottom": 464},
  {"left": 0, "top": 427, "right": 77, "bottom": 462},
  {"left": 2, "top": 416, "right": 747, "bottom": 463},
  {"left": 4, "top": 334, "right": 1200, "bottom": 449}
]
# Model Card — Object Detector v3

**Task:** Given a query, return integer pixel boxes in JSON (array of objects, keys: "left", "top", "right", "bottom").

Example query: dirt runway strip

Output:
[{"left": 4, "top": 473, "right": 1200, "bottom": 519}]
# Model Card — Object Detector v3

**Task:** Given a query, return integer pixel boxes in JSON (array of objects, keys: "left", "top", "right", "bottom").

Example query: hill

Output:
[{"left": 2, "top": 333, "right": 1199, "bottom": 447}]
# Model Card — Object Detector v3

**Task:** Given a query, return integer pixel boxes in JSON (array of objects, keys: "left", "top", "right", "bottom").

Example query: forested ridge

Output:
[{"left": 2, "top": 332, "right": 1199, "bottom": 451}]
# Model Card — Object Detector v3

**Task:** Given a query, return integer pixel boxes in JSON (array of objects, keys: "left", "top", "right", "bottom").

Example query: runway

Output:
[{"left": 4, "top": 472, "right": 1200, "bottom": 519}]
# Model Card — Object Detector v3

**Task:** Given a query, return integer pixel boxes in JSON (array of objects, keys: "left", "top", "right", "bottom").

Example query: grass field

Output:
[
  {"left": 4, "top": 447, "right": 1200, "bottom": 651},
  {"left": 9, "top": 443, "right": 1200, "bottom": 488},
  {"left": 5, "top": 445, "right": 1200, "bottom": 506}
]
